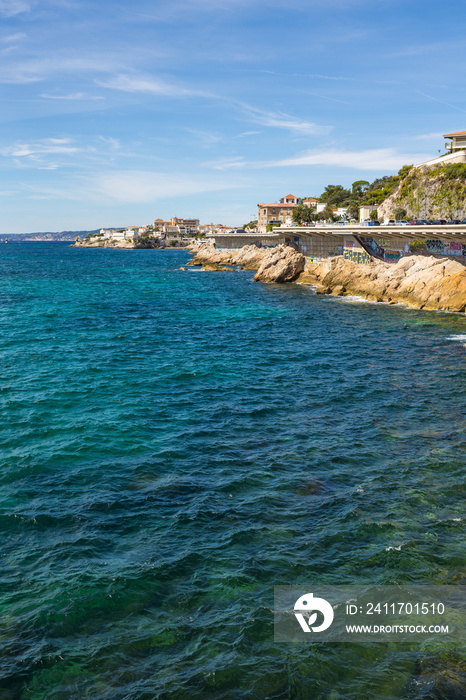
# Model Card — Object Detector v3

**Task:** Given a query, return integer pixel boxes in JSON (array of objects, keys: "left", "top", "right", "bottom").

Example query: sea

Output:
[{"left": 0, "top": 242, "right": 465, "bottom": 699}]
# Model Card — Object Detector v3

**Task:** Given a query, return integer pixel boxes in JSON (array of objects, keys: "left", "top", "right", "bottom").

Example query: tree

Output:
[
  {"left": 320, "top": 184, "right": 352, "bottom": 206},
  {"left": 243, "top": 220, "right": 258, "bottom": 230},
  {"left": 398, "top": 165, "right": 412, "bottom": 179},
  {"left": 292, "top": 204, "right": 318, "bottom": 225},
  {"left": 320, "top": 204, "right": 337, "bottom": 221},
  {"left": 351, "top": 180, "right": 370, "bottom": 198},
  {"left": 346, "top": 201, "right": 360, "bottom": 220},
  {"left": 369, "top": 209, "right": 379, "bottom": 221},
  {"left": 393, "top": 207, "right": 407, "bottom": 220}
]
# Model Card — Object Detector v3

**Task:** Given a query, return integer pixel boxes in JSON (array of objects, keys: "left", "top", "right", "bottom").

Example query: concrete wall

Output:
[
  {"left": 212, "top": 234, "right": 280, "bottom": 249},
  {"left": 414, "top": 150, "right": 466, "bottom": 169}
]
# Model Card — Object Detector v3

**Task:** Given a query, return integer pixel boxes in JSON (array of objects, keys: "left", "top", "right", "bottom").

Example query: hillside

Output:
[{"left": 378, "top": 162, "right": 466, "bottom": 220}]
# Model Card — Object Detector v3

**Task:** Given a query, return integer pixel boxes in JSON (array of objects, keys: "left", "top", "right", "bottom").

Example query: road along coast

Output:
[{"left": 187, "top": 242, "right": 466, "bottom": 313}]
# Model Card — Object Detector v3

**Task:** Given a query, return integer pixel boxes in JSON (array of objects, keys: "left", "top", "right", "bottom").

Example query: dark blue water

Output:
[{"left": 0, "top": 243, "right": 465, "bottom": 699}]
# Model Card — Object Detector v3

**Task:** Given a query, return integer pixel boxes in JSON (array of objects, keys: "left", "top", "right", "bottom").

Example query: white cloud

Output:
[
  {"left": 415, "top": 132, "right": 444, "bottom": 140},
  {"left": 182, "top": 128, "right": 224, "bottom": 145},
  {"left": 242, "top": 105, "right": 332, "bottom": 136},
  {"left": 0, "top": 32, "right": 27, "bottom": 42},
  {"left": 0, "top": 56, "right": 125, "bottom": 84},
  {"left": 236, "top": 131, "right": 261, "bottom": 138},
  {"left": 211, "top": 148, "right": 432, "bottom": 171},
  {"left": 41, "top": 92, "right": 104, "bottom": 100},
  {"left": 2, "top": 138, "right": 80, "bottom": 158},
  {"left": 0, "top": 1, "right": 30, "bottom": 16},
  {"left": 93, "top": 171, "right": 237, "bottom": 203},
  {"left": 261, "top": 148, "right": 431, "bottom": 170},
  {"left": 96, "top": 73, "right": 208, "bottom": 98},
  {"left": 208, "top": 156, "right": 246, "bottom": 170}
]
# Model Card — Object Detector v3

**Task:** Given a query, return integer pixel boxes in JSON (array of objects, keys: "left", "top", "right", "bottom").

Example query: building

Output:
[
  {"left": 169, "top": 217, "right": 200, "bottom": 232},
  {"left": 359, "top": 205, "right": 378, "bottom": 221},
  {"left": 257, "top": 195, "right": 300, "bottom": 233},
  {"left": 161, "top": 224, "right": 179, "bottom": 235},
  {"left": 303, "top": 197, "right": 320, "bottom": 209},
  {"left": 414, "top": 131, "right": 466, "bottom": 168},
  {"left": 444, "top": 131, "right": 466, "bottom": 152},
  {"left": 279, "top": 194, "right": 301, "bottom": 205}
]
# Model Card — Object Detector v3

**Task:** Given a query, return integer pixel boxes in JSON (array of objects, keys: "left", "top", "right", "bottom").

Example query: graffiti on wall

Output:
[
  {"left": 426, "top": 239, "right": 466, "bottom": 256},
  {"left": 384, "top": 249, "right": 402, "bottom": 262},
  {"left": 344, "top": 248, "right": 371, "bottom": 264},
  {"left": 426, "top": 239, "right": 443, "bottom": 253}
]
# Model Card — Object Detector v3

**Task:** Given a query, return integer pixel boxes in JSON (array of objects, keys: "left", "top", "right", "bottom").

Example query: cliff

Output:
[
  {"left": 297, "top": 255, "right": 466, "bottom": 313},
  {"left": 378, "top": 163, "right": 466, "bottom": 220}
]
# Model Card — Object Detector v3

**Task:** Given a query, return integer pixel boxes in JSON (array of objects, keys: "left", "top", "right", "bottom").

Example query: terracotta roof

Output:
[
  {"left": 258, "top": 202, "right": 297, "bottom": 207},
  {"left": 443, "top": 131, "right": 466, "bottom": 137},
  {"left": 283, "top": 194, "right": 298, "bottom": 198}
]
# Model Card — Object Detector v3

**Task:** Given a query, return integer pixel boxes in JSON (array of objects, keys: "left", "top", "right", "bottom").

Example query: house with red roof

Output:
[
  {"left": 257, "top": 194, "right": 301, "bottom": 232},
  {"left": 279, "top": 194, "right": 301, "bottom": 205}
]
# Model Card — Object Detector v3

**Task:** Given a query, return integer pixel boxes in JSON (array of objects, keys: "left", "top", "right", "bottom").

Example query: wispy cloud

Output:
[
  {"left": 2, "top": 137, "right": 80, "bottom": 158},
  {"left": 0, "top": 56, "right": 126, "bottom": 84},
  {"left": 210, "top": 148, "right": 432, "bottom": 171},
  {"left": 257, "top": 69, "right": 401, "bottom": 86},
  {"left": 182, "top": 128, "right": 224, "bottom": 145},
  {"left": 263, "top": 148, "right": 430, "bottom": 170},
  {"left": 415, "top": 132, "right": 444, "bottom": 140},
  {"left": 93, "top": 171, "right": 238, "bottom": 203},
  {"left": 207, "top": 156, "right": 246, "bottom": 170},
  {"left": 235, "top": 130, "right": 261, "bottom": 138},
  {"left": 0, "top": 32, "right": 27, "bottom": 42},
  {"left": 41, "top": 92, "right": 104, "bottom": 101},
  {"left": 242, "top": 105, "right": 332, "bottom": 136},
  {"left": 0, "top": 0, "right": 30, "bottom": 16},
  {"left": 96, "top": 73, "right": 209, "bottom": 98},
  {"left": 415, "top": 90, "right": 466, "bottom": 115}
]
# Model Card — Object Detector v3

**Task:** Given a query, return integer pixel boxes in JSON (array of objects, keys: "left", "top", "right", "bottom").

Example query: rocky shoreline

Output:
[{"left": 187, "top": 241, "right": 466, "bottom": 313}]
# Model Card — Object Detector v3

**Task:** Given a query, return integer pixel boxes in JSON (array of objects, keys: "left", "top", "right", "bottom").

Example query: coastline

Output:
[{"left": 187, "top": 242, "right": 466, "bottom": 313}]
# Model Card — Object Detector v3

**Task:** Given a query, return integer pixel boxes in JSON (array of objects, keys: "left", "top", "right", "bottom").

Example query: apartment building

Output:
[{"left": 257, "top": 194, "right": 300, "bottom": 233}]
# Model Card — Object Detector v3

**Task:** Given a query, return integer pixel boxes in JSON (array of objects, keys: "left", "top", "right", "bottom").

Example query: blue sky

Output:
[{"left": 1, "top": 0, "right": 465, "bottom": 231}]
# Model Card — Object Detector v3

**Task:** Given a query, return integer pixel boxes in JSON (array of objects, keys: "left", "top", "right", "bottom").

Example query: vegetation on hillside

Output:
[
  {"left": 381, "top": 162, "right": 466, "bottom": 220},
  {"left": 292, "top": 161, "right": 466, "bottom": 222},
  {"left": 293, "top": 166, "right": 411, "bottom": 223}
]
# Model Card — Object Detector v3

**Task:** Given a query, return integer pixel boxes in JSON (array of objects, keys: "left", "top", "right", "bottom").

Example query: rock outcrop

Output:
[
  {"left": 297, "top": 254, "right": 466, "bottom": 312},
  {"left": 188, "top": 243, "right": 306, "bottom": 282},
  {"left": 188, "top": 243, "right": 268, "bottom": 270},
  {"left": 253, "top": 245, "right": 306, "bottom": 283}
]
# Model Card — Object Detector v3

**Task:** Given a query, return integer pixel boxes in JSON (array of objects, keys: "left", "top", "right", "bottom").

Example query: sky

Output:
[{"left": 1, "top": 0, "right": 466, "bottom": 232}]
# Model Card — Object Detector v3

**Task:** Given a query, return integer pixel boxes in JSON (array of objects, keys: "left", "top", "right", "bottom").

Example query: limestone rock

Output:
[
  {"left": 189, "top": 243, "right": 267, "bottom": 270},
  {"left": 298, "top": 254, "right": 466, "bottom": 312},
  {"left": 253, "top": 244, "right": 305, "bottom": 283}
]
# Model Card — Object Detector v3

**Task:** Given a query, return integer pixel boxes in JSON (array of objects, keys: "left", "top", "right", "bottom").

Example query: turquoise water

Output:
[{"left": 0, "top": 243, "right": 465, "bottom": 699}]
